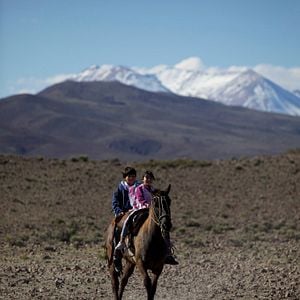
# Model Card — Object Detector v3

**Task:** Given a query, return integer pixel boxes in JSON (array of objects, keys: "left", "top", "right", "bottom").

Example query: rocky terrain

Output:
[{"left": 1, "top": 151, "right": 300, "bottom": 299}]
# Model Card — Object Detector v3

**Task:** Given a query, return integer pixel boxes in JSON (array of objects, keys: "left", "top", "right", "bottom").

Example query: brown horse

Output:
[{"left": 104, "top": 185, "right": 173, "bottom": 300}]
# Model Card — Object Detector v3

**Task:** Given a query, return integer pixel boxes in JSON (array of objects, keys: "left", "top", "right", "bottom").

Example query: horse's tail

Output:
[{"left": 105, "top": 213, "right": 131, "bottom": 267}]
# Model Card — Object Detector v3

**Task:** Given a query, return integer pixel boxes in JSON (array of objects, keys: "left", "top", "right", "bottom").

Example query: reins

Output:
[{"left": 151, "top": 195, "right": 171, "bottom": 235}]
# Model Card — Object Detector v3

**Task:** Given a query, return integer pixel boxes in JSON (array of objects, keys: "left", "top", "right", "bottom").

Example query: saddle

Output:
[
  {"left": 130, "top": 209, "right": 149, "bottom": 236},
  {"left": 127, "top": 209, "right": 149, "bottom": 253}
]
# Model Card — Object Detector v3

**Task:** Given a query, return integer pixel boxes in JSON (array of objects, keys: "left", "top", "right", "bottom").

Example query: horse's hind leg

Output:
[
  {"left": 118, "top": 261, "right": 135, "bottom": 299},
  {"left": 105, "top": 222, "right": 120, "bottom": 299}
]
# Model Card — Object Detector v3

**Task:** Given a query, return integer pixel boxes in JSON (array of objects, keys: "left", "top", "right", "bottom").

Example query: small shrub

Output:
[
  {"left": 228, "top": 239, "right": 243, "bottom": 247},
  {"left": 57, "top": 221, "right": 79, "bottom": 242},
  {"left": 98, "top": 247, "right": 107, "bottom": 261},
  {"left": 183, "top": 237, "right": 205, "bottom": 248},
  {"left": 6, "top": 234, "right": 29, "bottom": 247},
  {"left": 185, "top": 220, "right": 201, "bottom": 227},
  {"left": 70, "top": 155, "right": 89, "bottom": 162},
  {"left": 177, "top": 227, "right": 186, "bottom": 234},
  {"left": 79, "top": 155, "right": 89, "bottom": 162},
  {"left": 208, "top": 223, "right": 235, "bottom": 234},
  {"left": 286, "top": 148, "right": 300, "bottom": 155}
]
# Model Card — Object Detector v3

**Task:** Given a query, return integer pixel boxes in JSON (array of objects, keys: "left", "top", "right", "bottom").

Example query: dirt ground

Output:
[{"left": 1, "top": 152, "right": 300, "bottom": 299}]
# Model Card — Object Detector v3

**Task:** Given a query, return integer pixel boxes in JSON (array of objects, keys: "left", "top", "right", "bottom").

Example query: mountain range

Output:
[
  {"left": 1, "top": 81, "right": 300, "bottom": 161},
  {"left": 68, "top": 57, "right": 300, "bottom": 116}
]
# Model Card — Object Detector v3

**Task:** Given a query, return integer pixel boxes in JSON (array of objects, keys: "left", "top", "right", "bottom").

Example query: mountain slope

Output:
[{"left": 0, "top": 81, "right": 300, "bottom": 160}]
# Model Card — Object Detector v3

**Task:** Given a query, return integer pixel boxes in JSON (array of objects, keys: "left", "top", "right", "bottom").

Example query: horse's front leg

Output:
[
  {"left": 118, "top": 261, "right": 135, "bottom": 299},
  {"left": 136, "top": 260, "right": 152, "bottom": 299},
  {"left": 150, "top": 266, "right": 163, "bottom": 299},
  {"left": 108, "top": 263, "right": 120, "bottom": 300}
]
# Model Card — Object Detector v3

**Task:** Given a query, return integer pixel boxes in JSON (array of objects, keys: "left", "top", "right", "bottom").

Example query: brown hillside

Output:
[{"left": 1, "top": 81, "right": 300, "bottom": 161}]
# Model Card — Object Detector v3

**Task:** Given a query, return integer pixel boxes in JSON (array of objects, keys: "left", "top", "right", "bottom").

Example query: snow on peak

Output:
[
  {"left": 225, "top": 69, "right": 263, "bottom": 88},
  {"left": 174, "top": 57, "right": 204, "bottom": 71},
  {"left": 85, "top": 64, "right": 100, "bottom": 71},
  {"left": 145, "top": 62, "right": 300, "bottom": 116},
  {"left": 211, "top": 69, "right": 300, "bottom": 115},
  {"left": 148, "top": 62, "right": 240, "bottom": 99},
  {"left": 240, "top": 68, "right": 261, "bottom": 78},
  {"left": 70, "top": 64, "right": 169, "bottom": 93}
]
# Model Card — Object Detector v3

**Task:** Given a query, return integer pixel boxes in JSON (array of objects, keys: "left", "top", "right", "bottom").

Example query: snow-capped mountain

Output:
[
  {"left": 139, "top": 58, "right": 244, "bottom": 99},
  {"left": 65, "top": 57, "right": 300, "bottom": 116},
  {"left": 210, "top": 69, "right": 300, "bottom": 116},
  {"left": 70, "top": 64, "right": 169, "bottom": 93},
  {"left": 137, "top": 58, "right": 300, "bottom": 116}
]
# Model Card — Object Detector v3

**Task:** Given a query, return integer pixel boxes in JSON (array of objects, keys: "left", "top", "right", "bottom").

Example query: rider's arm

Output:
[{"left": 112, "top": 186, "right": 123, "bottom": 216}]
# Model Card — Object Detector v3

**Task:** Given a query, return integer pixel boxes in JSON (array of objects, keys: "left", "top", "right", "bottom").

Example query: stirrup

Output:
[{"left": 115, "top": 241, "right": 126, "bottom": 251}]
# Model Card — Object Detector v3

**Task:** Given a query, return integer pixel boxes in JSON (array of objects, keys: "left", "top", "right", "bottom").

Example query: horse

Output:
[{"left": 104, "top": 184, "right": 173, "bottom": 300}]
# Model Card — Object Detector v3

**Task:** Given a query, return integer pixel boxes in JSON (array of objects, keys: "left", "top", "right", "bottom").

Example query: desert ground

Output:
[{"left": 1, "top": 151, "right": 300, "bottom": 299}]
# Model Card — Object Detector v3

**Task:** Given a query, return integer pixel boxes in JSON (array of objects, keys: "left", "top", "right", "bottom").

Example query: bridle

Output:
[{"left": 151, "top": 194, "right": 172, "bottom": 238}]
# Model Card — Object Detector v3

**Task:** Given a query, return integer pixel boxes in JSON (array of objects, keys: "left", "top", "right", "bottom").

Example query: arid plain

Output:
[{"left": 1, "top": 151, "right": 300, "bottom": 299}]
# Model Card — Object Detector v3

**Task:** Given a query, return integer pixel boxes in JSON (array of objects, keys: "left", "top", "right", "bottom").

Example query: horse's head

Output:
[{"left": 151, "top": 184, "right": 172, "bottom": 237}]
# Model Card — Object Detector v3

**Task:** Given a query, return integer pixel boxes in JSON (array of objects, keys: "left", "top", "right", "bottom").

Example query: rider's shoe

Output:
[
  {"left": 113, "top": 254, "right": 123, "bottom": 273},
  {"left": 164, "top": 255, "right": 179, "bottom": 265}
]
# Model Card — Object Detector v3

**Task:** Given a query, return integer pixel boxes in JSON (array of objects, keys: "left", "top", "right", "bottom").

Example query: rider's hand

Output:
[{"left": 115, "top": 212, "right": 124, "bottom": 222}]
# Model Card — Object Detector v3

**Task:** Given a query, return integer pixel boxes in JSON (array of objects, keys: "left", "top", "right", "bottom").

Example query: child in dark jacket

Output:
[
  {"left": 111, "top": 166, "right": 140, "bottom": 272},
  {"left": 112, "top": 167, "right": 140, "bottom": 219}
]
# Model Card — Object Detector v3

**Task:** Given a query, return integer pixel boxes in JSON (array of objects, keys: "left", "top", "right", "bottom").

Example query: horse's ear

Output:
[{"left": 166, "top": 184, "right": 171, "bottom": 194}]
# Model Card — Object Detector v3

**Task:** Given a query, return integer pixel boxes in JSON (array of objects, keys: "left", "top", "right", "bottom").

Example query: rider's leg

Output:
[
  {"left": 164, "top": 231, "right": 179, "bottom": 265},
  {"left": 115, "top": 210, "right": 135, "bottom": 250}
]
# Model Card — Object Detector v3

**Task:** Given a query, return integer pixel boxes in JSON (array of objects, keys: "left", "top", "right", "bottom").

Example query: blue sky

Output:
[{"left": 1, "top": 0, "right": 300, "bottom": 98}]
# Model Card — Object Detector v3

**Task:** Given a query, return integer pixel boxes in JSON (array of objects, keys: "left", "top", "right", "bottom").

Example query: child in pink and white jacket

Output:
[{"left": 132, "top": 171, "right": 156, "bottom": 209}]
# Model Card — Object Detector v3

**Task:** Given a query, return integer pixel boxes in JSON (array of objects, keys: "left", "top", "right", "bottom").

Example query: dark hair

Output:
[
  {"left": 143, "top": 170, "right": 155, "bottom": 180},
  {"left": 122, "top": 167, "right": 137, "bottom": 178}
]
